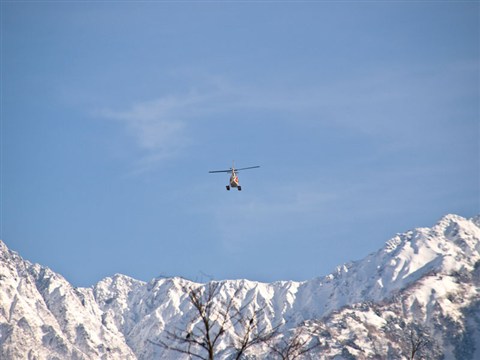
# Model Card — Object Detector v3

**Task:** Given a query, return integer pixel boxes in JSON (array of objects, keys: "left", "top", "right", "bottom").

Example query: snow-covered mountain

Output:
[{"left": 1, "top": 214, "right": 479, "bottom": 359}]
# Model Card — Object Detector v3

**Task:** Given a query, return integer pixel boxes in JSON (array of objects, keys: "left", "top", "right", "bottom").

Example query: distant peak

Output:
[
  {"left": 471, "top": 214, "right": 480, "bottom": 228},
  {"left": 111, "top": 273, "right": 135, "bottom": 281},
  {"left": 0, "top": 240, "right": 17, "bottom": 259},
  {"left": 102, "top": 273, "right": 146, "bottom": 288},
  {"left": 438, "top": 213, "right": 466, "bottom": 224}
]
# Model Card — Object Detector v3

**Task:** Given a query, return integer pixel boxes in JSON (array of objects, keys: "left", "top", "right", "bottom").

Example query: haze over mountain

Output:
[{"left": 1, "top": 214, "right": 479, "bottom": 359}]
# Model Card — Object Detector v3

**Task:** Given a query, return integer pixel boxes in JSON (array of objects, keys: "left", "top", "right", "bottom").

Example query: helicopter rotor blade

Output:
[
  {"left": 208, "top": 169, "right": 232, "bottom": 173},
  {"left": 235, "top": 166, "right": 260, "bottom": 172}
]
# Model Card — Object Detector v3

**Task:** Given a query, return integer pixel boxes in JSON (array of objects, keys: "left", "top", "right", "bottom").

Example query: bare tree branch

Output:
[
  {"left": 268, "top": 328, "right": 321, "bottom": 360},
  {"left": 149, "top": 281, "right": 283, "bottom": 359},
  {"left": 409, "top": 325, "right": 430, "bottom": 360}
]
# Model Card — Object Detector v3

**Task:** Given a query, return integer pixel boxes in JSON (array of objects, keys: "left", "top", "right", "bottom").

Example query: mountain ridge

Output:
[{"left": 1, "top": 213, "right": 479, "bottom": 359}]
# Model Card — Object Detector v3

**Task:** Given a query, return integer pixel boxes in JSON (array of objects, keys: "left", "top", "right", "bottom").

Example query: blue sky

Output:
[{"left": 2, "top": 1, "right": 479, "bottom": 287}]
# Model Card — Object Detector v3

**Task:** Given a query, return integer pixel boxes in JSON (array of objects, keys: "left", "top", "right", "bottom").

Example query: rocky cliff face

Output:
[{"left": 1, "top": 214, "right": 479, "bottom": 359}]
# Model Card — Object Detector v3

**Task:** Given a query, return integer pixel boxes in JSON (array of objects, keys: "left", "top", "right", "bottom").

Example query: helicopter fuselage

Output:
[
  {"left": 209, "top": 163, "right": 259, "bottom": 191},
  {"left": 229, "top": 172, "right": 240, "bottom": 188}
]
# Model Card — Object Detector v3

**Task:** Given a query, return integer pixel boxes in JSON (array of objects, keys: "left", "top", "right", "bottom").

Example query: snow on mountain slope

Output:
[
  {"left": 0, "top": 214, "right": 479, "bottom": 359},
  {"left": 297, "top": 214, "right": 480, "bottom": 315},
  {"left": 0, "top": 241, "right": 136, "bottom": 359}
]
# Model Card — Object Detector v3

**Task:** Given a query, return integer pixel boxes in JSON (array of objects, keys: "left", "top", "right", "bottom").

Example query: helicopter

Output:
[{"left": 209, "top": 162, "right": 260, "bottom": 191}]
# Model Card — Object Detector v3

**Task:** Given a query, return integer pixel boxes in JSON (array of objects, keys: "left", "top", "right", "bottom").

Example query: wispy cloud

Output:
[
  {"left": 96, "top": 81, "right": 320, "bottom": 171},
  {"left": 96, "top": 82, "right": 264, "bottom": 171},
  {"left": 98, "top": 91, "right": 211, "bottom": 172},
  {"left": 98, "top": 61, "right": 475, "bottom": 173},
  {"left": 101, "top": 94, "right": 198, "bottom": 146}
]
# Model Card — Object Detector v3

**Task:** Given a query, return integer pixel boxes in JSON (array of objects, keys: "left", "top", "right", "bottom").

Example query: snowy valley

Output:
[{"left": 1, "top": 214, "right": 479, "bottom": 359}]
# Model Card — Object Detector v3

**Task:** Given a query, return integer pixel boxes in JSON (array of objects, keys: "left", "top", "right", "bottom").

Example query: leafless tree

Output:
[
  {"left": 150, "top": 281, "right": 279, "bottom": 359},
  {"left": 409, "top": 325, "right": 430, "bottom": 360},
  {"left": 268, "top": 328, "right": 321, "bottom": 360},
  {"left": 231, "top": 303, "right": 280, "bottom": 359}
]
